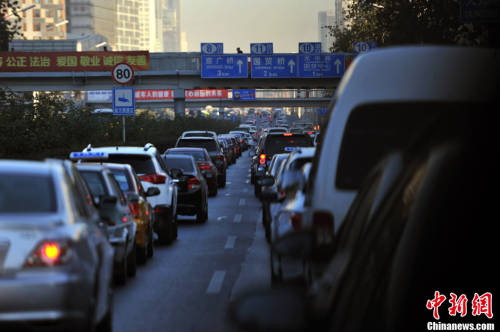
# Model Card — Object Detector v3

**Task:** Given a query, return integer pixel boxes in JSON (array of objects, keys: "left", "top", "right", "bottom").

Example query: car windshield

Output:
[
  {"left": 164, "top": 157, "right": 195, "bottom": 173},
  {"left": 80, "top": 171, "right": 109, "bottom": 197},
  {"left": 183, "top": 132, "right": 214, "bottom": 137},
  {"left": 263, "top": 135, "right": 314, "bottom": 156},
  {"left": 176, "top": 139, "right": 217, "bottom": 152},
  {"left": 110, "top": 169, "right": 133, "bottom": 192},
  {"left": 167, "top": 150, "right": 207, "bottom": 162},
  {"left": 0, "top": 174, "right": 56, "bottom": 213},
  {"left": 106, "top": 154, "right": 155, "bottom": 175}
]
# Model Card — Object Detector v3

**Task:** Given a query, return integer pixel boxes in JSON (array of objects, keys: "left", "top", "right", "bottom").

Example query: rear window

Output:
[
  {"left": 164, "top": 157, "right": 195, "bottom": 172},
  {"left": 269, "top": 129, "right": 287, "bottom": 134},
  {"left": 167, "top": 150, "right": 208, "bottom": 162},
  {"left": 183, "top": 132, "right": 214, "bottom": 137},
  {"left": 106, "top": 154, "right": 155, "bottom": 175},
  {"left": 80, "top": 171, "right": 109, "bottom": 197},
  {"left": 336, "top": 103, "right": 450, "bottom": 190},
  {"left": 264, "top": 135, "right": 313, "bottom": 156},
  {"left": 110, "top": 169, "right": 133, "bottom": 192},
  {"left": 0, "top": 174, "right": 56, "bottom": 213},
  {"left": 176, "top": 139, "right": 217, "bottom": 152}
]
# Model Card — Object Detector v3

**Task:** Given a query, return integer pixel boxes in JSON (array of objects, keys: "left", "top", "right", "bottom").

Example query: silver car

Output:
[{"left": 0, "top": 159, "right": 114, "bottom": 331}]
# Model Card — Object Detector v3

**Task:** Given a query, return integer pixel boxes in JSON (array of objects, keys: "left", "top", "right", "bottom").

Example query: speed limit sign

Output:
[{"left": 112, "top": 63, "right": 134, "bottom": 85}]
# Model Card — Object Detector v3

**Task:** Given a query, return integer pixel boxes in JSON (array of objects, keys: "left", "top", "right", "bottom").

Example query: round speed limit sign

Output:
[{"left": 112, "top": 63, "right": 134, "bottom": 85}]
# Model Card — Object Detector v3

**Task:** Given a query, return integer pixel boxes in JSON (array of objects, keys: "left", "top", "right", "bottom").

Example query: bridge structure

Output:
[{"left": 0, "top": 52, "right": 342, "bottom": 113}]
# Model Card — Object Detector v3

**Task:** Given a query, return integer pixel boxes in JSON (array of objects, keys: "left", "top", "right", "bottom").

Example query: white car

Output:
[
  {"left": 304, "top": 46, "right": 499, "bottom": 244},
  {"left": 80, "top": 144, "right": 179, "bottom": 245}
]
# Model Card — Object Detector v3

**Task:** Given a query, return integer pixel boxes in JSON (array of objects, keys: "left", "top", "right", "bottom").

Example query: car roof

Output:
[
  {"left": 85, "top": 145, "right": 156, "bottom": 155},
  {"left": 0, "top": 160, "right": 53, "bottom": 175},
  {"left": 167, "top": 147, "right": 208, "bottom": 152},
  {"left": 177, "top": 137, "right": 215, "bottom": 141},
  {"left": 164, "top": 154, "right": 195, "bottom": 160}
]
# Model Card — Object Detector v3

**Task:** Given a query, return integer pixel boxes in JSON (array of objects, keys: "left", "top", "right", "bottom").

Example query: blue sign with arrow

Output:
[
  {"left": 298, "top": 54, "right": 345, "bottom": 78},
  {"left": 201, "top": 55, "right": 248, "bottom": 78},
  {"left": 251, "top": 54, "right": 298, "bottom": 78}
]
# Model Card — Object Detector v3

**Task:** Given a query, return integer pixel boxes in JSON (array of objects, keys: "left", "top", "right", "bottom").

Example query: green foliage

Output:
[
  {"left": 0, "top": 90, "right": 238, "bottom": 159},
  {"left": 327, "top": 0, "right": 493, "bottom": 53},
  {"left": 0, "top": 0, "right": 22, "bottom": 51}
]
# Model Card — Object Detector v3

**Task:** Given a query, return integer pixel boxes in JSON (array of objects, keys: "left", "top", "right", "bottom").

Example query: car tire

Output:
[
  {"left": 127, "top": 242, "right": 137, "bottom": 277},
  {"left": 254, "top": 183, "right": 261, "bottom": 197},
  {"left": 209, "top": 185, "right": 218, "bottom": 197},
  {"left": 137, "top": 245, "right": 147, "bottom": 265},
  {"left": 196, "top": 201, "right": 208, "bottom": 223},
  {"left": 172, "top": 213, "right": 178, "bottom": 240},
  {"left": 115, "top": 255, "right": 127, "bottom": 285},
  {"left": 147, "top": 226, "right": 154, "bottom": 258},
  {"left": 158, "top": 207, "right": 175, "bottom": 245},
  {"left": 96, "top": 282, "right": 113, "bottom": 332},
  {"left": 221, "top": 172, "right": 226, "bottom": 188},
  {"left": 270, "top": 248, "right": 283, "bottom": 286}
]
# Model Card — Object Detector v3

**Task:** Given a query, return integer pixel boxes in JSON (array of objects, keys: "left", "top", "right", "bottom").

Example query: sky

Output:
[{"left": 181, "top": 0, "right": 332, "bottom": 53}]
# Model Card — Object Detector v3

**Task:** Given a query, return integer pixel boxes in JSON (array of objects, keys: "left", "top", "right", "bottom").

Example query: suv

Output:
[
  {"left": 180, "top": 130, "right": 217, "bottom": 139},
  {"left": 81, "top": 143, "right": 178, "bottom": 245},
  {"left": 175, "top": 137, "right": 227, "bottom": 187}
]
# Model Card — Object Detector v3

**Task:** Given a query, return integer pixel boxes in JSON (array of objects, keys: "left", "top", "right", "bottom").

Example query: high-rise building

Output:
[
  {"left": 162, "top": 0, "right": 181, "bottom": 52},
  {"left": 66, "top": 0, "right": 117, "bottom": 49},
  {"left": 20, "top": 0, "right": 68, "bottom": 40},
  {"left": 318, "top": 10, "right": 335, "bottom": 52}
]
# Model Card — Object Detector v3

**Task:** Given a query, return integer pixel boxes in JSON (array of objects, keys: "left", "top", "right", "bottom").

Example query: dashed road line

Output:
[
  {"left": 224, "top": 236, "right": 237, "bottom": 249},
  {"left": 206, "top": 270, "right": 226, "bottom": 294},
  {"left": 239, "top": 198, "right": 246, "bottom": 206},
  {"left": 233, "top": 214, "right": 242, "bottom": 223}
]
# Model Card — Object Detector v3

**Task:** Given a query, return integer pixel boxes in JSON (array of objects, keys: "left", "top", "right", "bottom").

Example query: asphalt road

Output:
[{"left": 113, "top": 152, "right": 270, "bottom": 332}]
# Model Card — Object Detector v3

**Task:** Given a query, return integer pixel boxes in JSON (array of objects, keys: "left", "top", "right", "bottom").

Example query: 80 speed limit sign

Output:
[{"left": 112, "top": 63, "right": 134, "bottom": 85}]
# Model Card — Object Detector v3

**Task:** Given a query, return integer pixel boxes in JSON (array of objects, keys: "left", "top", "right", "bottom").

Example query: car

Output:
[
  {"left": 303, "top": 46, "right": 500, "bottom": 247},
  {"left": 267, "top": 127, "right": 288, "bottom": 134},
  {"left": 81, "top": 144, "right": 179, "bottom": 245},
  {"left": 163, "top": 155, "right": 209, "bottom": 223},
  {"left": 75, "top": 163, "right": 138, "bottom": 284},
  {"left": 252, "top": 132, "right": 314, "bottom": 196},
  {"left": 180, "top": 130, "right": 217, "bottom": 139},
  {"left": 175, "top": 137, "right": 227, "bottom": 187},
  {"left": 218, "top": 137, "right": 235, "bottom": 165},
  {"left": 0, "top": 159, "right": 114, "bottom": 331},
  {"left": 105, "top": 163, "right": 159, "bottom": 264},
  {"left": 164, "top": 147, "right": 219, "bottom": 196}
]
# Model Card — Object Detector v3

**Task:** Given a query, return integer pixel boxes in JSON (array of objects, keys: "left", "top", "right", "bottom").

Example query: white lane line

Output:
[
  {"left": 224, "top": 235, "right": 237, "bottom": 249},
  {"left": 225, "top": 193, "right": 231, "bottom": 196},
  {"left": 233, "top": 214, "right": 242, "bottom": 223},
  {"left": 245, "top": 179, "right": 250, "bottom": 184},
  {"left": 206, "top": 270, "right": 226, "bottom": 294},
  {"left": 239, "top": 198, "right": 246, "bottom": 206},
  {"left": 217, "top": 216, "right": 227, "bottom": 221},
  {"left": 226, "top": 181, "right": 232, "bottom": 185},
  {"left": 243, "top": 188, "right": 249, "bottom": 193}
]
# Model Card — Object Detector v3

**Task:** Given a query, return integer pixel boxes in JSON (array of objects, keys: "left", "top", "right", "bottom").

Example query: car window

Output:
[
  {"left": 80, "top": 171, "right": 109, "bottom": 197},
  {"left": 110, "top": 169, "right": 133, "bottom": 192},
  {"left": 263, "top": 135, "right": 313, "bottom": 156},
  {"left": 167, "top": 150, "right": 207, "bottom": 162},
  {"left": 0, "top": 174, "right": 57, "bottom": 214},
  {"left": 164, "top": 157, "right": 195, "bottom": 172},
  {"left": 176, "top": 139, "right": 217, "bottom": 151},
  {"left": 106, "top": 154, "right": 155, "bottom": 175},
  {"left": 184, "top": 132, "right": 214, "bottom": 137},
  {"left": 106, "top": 173, "right": 127, "bottom": 206}
]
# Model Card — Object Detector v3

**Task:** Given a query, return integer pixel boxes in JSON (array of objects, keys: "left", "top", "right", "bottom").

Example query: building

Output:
[
  {"left": 162, "top": 0, "right": 181, "bottom": 52},
  {"left": 20, "top": 0, "right": 68, "bottom": 40},
  {"left": 65, "top": 0, "right": 117, "bottom": 49},
  {"left": 318, "top": 10, "right": 335, "bottom": 52},
  {"left": 10, "top": 34, "right": 109, "bottom": 51}
]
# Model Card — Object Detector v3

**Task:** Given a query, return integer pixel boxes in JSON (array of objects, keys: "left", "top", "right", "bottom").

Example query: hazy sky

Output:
[{"left": 182, "top": 0, "right": 332, "bottom": 53}]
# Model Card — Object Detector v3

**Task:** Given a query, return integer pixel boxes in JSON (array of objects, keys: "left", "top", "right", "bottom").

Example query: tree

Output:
[
  {"left": 0, "top": 0, "right": 22, "bottom": 51},
  {"left": 326, "top": 0, "right": 493, "bottom": 53}
]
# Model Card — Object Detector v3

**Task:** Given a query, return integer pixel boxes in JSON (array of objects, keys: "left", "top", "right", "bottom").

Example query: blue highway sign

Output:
[
  {"left": 251, "top": 54, "right": 298, "bottom": 78},
  {"left": 299, "top": 42, "right": 322, "bottom": 54},
  {"left": 112, "top": 87, "right": 135, "bottom": 116},
  {"left": 201, "top": 43, "right": 223, "bottom": 55},
  {"left": 298, "top": 54, "right": 345, "bottom": 78},
  {"left": 201, "top": 55, "right": 248, "bottom": 78},
  {"left": 250, "top": 43, "right": 273, "bottom": 55},
  {"left": 232, "top": 89, "right": 256, "bottom": 101}
]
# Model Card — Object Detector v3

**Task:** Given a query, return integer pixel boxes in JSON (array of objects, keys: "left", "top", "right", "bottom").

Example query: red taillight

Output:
[
  {"left": 139, "top": 174, "right": 166, "bottom": 184},
  {"left": 188, "top": 177, "right": 201, "bottom": 190},
  {"left": 198, "top": 162, "right": 213, "bottom": 171},
  {"left": 307, "top": 131, "right": 313, "bottom": 135},
  {"left": 259, "top": 154, "right": 266, "bottom": 165},
  {"left": 25, "top": 241, "right": 71, "bottom": 267},
  {"left": 216, "top": 155, "right": 224, "bottom": 160},
  {"left": 290, "top": 212, "right": 302, "bottom": 230},
  {"left": 283, "top": 133, "right": 292, "bottom": 136},
  {"left": 129, "top": 202, "right": 140, "bottom": 218}
]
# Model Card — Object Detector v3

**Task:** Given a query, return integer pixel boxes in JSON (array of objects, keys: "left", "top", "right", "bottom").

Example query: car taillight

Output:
[
  {"left": 198, "top": 162, "right": 213, "bottom": 171},
  {"left": 216, "top": 155, "right": 224, "bottom": 160},
  {"left": 129, "top": 202, "right": 140, "bottom": 219},
  {"left": 283, "top": 133, "right": 292, "bottom": 136},
  {"left": 259, "top": 154, "right": 266, "bottom": 165},
  {"left": 290, "top": 212, "right": 302, "bottom": 230},
  {"left": 307, "top": 131, "right": 314, "bottom": 135},
  {"left": 188, "top": 177, "right": 201, "bottom": 190},
  {"left": 312, "top": 211, "right": 335, "bottom": 244},
  {"left": 24, "top": 240, "right": 72, "bottom": 267},
  {"left": 139, "top": 174, "right": 166, "bottom": 184}
]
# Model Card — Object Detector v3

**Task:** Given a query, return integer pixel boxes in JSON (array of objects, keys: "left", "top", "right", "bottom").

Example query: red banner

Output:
[
  {"left": 0, "top": 51, "right": 150, "bottom": 72},
  {"left": 185, "top": 89, "right": 228, "bottom": 99}
]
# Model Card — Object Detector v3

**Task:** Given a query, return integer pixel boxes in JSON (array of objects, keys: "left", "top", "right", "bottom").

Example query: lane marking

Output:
[
  {"left": 226, "top": 181, "right": 232, "bottom": 185},
  {"left": 217, "top": 216, "right": 227, "bottom": 221},
  {"left": 225, "top": 193, "right": 231, "bottom": 196},
  {"left": 239, "top": 198, "right": 246, "bottom": 206},
  {"left": 224, "top": 235, "right": 237, "bottom": 249},
  {"left": 206, "top": 270, "right": 226, "bottom": 294},
  {"left": 243, "top": 188, "right": 249, "bottom": 193},
  {"left": 233, "top": 214, "right": 242, "bottom": 223},
  {"left": 245, "top": 180, "right": 250, "bottom": 184}
]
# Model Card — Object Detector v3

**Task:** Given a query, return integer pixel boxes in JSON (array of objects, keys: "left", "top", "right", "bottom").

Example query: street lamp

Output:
[{"left": 54, "top": 19, "right": 69, "bottom": 27}]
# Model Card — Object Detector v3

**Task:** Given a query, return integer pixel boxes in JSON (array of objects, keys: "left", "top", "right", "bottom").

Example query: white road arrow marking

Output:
[{"left": 288, "top": 59, "right": 295, "bottom": 73}]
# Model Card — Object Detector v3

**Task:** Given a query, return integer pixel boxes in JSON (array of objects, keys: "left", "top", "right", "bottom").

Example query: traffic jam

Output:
[{"left": 1, "top": 47, "right": 498, "bottom": 332}]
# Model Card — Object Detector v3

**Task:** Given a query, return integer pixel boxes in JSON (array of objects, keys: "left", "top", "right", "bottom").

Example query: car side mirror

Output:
[
  {"left": 146, "top": 187, "right": 160, "bottom": 197},
  {"left": 170, "top": 168, "right": 183, "bottom": 179},
  {"left": 127, "top": 193, "right": 140, "bottom": 203}
]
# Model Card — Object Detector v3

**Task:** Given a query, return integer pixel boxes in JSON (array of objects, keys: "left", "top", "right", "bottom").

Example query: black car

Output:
[
  {"left": 163, "top": 154, "right": 208, "bottom": 223},
  {"left": 175, "top": 137, "right": 227, "bottom": 187}
]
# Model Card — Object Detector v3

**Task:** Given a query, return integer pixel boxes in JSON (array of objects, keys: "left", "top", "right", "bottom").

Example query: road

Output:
[{"left": 113, "top": 153, "right": 269, "bottom": 332}]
